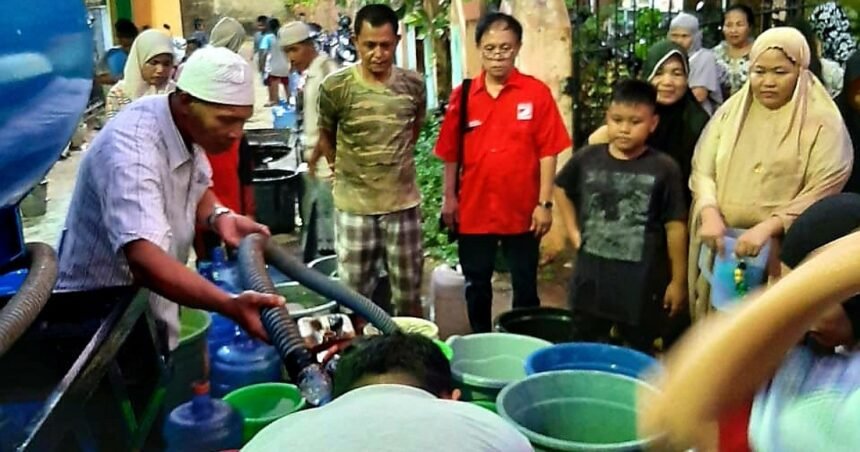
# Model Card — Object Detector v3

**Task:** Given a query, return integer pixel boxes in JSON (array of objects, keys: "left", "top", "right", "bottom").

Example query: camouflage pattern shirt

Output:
[{"left": 318, "top": 65, "right": 426, "bottom": 215}]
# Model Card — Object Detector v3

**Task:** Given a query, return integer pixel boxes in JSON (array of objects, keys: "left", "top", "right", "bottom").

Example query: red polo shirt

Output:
[{"left": 434, "top": 70, "right": 571, "bottom": 235}]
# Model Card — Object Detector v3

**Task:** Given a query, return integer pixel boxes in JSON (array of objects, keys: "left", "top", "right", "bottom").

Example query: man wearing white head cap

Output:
[
  {"left": 279, "top": 21, "right": 339, "bottom": 260},
  {"left": 57, "top": 47, "right": 283, "bottom": 348}
]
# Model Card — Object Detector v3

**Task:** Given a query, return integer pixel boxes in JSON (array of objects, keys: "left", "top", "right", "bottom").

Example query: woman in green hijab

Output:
[{"left": 590, "top": 40, "right": 710, "bottom": 205}]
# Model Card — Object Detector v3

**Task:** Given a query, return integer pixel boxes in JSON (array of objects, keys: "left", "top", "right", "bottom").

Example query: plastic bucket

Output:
[
  {"left": 434, "top": 339, "right": 453, "bottom": 361},
  {"left": 494, "top": 307, "right": 577, "bottom": 344},
  {"left": 447, "top": 333, "right": 551, "bottom": 401},
  {"left": 223, "top": 383, "right": 307, "bottom": 443},
  {"left": 364, "top": 317, "right": 440, "bottom": 339},
  {"left": 698, "top": 228, "right": 771, "bottom": 311},
  {"left": 253, "top": 169, "right": 300, "bottom": 234},
  {"left": 497, "top": 370, "right": 661, "bottom": 451},
  {"left": 164, "top": 309, "right": 211, "bottom": 413},
  {"left": 272, "top": 255, "right": 341, "bottom": 318},
  {"left": 525, "top": 342, "right": 659, "bottom": 379}
]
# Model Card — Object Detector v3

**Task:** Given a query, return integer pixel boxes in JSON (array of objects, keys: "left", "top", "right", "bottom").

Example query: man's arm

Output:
[
  {"left": 530, "top": 155, "right": 558, "bottom": 237},
  {"left": 124, "top": 240, "right": 281, "bottom": 341}
]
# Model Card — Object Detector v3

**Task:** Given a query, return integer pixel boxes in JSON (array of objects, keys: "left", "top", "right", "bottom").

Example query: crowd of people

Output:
[{"left": 55, "top": 1, "right": 860, "bottom": 449}]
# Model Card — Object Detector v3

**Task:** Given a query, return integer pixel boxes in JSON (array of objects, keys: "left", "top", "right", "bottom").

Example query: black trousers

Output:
[{"left": 458, "top": 233, "right": 540, "bottom": 333}]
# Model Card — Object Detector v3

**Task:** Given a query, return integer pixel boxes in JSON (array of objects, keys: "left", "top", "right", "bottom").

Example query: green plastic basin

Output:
[{"left": 223, "top": 382, "right": 307, "bottom": 443}]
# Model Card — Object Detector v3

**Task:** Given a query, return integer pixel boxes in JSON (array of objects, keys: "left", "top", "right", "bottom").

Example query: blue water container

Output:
[
  {"left": 211, "top": 332, "right": 283, "bottom": 397},
  {"left": 163, "top": 381, "right": 243, "bottom": 452},
  {"left": 207, "top": 247, "right": 241, "bottom": 358},
  {"left": 0, "top": 401, "right": 42, "bottom": 451},
  {"left": 272, "top": 104, "right": 297, "bottom": 130}
]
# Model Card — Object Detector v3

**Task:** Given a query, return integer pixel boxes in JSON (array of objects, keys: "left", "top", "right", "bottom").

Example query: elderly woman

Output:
[
  {"left": 688, "top": 27, "right": 854, "bottom": 320},
  {"left": 713, "top": 4, "right": 755, "bottom": 99},
  {"left": 668, "top": 12, "right": 723, "bottom": 114},
  {"left": 105, "top": 29, "right": 175, "bottom": 119},
  {"left": 590, "top": 41, "right": 710, "bottom": 206}
]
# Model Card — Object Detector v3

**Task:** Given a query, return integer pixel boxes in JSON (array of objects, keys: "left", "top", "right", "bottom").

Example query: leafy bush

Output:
[{"left": 414, "top": 116, "right": 458, "bottom": 264}]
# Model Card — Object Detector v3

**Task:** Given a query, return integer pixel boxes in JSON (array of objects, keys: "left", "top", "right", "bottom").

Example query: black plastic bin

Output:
[
  {"left": 253, "top": 169, "right": 301, "bottom": 234},
  {"left": 494, "top": 307, "right": 577, "bottom": 344}
]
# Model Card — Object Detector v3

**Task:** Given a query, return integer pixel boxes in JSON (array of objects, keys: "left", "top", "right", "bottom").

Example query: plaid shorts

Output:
[{"left": 335, "top": 206, "right": 423, "bottom": 315}]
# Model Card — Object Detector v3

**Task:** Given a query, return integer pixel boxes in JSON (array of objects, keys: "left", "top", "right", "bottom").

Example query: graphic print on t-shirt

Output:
[{"left": 582, "top": 169, "right": 655, "bottom": 262}]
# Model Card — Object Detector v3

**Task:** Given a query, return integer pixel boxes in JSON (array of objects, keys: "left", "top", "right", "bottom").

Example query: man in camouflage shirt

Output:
[{"left": 311, "top": 4, "right": 426, "bottom": 316}]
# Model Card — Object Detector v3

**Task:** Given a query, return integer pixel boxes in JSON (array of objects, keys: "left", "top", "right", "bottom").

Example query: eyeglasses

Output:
[{"left": 481, "top": 45, "right": 516, "bottom": 59}]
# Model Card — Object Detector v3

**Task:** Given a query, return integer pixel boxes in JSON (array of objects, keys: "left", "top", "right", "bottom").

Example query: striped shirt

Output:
[
  {"left": 318, "top": 65, "right": 425, "bottom": 215},
  {"left": 57, "top": 94, "right": 212, "bottom": 291}
]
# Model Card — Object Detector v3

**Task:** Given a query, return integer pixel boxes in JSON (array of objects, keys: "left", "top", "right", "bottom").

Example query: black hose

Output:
[
  {"left": 260, "top": 239, "right": 398, "bottom": 335},
  {"left": 238, "top": 234, "right": 315, "bottom": 382},
  {"left": 0, "top": 242, "right": 58, "bottom": 357}
]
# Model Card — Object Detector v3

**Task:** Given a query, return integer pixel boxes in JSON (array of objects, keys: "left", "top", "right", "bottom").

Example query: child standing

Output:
[{"left": 555, "top": 79, "right": 688, "bottom": 353}]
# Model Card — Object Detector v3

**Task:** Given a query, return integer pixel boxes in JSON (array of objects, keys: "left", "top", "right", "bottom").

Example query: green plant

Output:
[{"left": 414, "top": 116, "right": 458, "bottom": 264}]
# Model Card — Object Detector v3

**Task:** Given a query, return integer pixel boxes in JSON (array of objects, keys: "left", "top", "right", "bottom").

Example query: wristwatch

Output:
[
  {"left": 538, "top": 201, "right": 554, "bottom": 209},
  {"left": 207, "top": 205, "right": 233, "bottom": 232}
]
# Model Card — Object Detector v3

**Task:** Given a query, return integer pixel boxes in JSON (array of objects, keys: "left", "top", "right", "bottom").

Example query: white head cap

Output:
[
  {"left": 176, "top": 46, "right": 254, "bottom": 106},
  {"left": 278, "top": 22, "right": 312, "bottom": 48}
]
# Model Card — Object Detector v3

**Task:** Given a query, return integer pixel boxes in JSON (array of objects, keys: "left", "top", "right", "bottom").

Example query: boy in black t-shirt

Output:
[{"left": 555, "top": 80, "right": 688, "bottom": 353}]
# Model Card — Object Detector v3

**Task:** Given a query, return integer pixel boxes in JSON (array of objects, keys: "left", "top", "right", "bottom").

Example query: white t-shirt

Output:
[
  {"left": 269, "top": 44, "right": 291, "bottom": 77},
  {"left": 243, "top": 384, "right": 534, "bottom": 452}
]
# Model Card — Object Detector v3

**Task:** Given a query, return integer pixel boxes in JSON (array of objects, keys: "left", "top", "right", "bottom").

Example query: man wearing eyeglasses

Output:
[{"left": 435, "top": 13, "right": 572, "bottom": 332}]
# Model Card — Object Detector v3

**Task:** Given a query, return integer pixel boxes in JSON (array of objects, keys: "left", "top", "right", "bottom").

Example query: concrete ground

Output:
[{"left": 22, "top": 43, "right": 571, "bottom": 335}]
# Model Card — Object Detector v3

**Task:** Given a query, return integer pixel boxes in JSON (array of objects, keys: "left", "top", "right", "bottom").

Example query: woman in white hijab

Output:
[
  {"left": 105, "top": 29, "right": 175, "bottom": 119},
  {"left": 668, "top": 12, "right": 723, "bottom": 114}
]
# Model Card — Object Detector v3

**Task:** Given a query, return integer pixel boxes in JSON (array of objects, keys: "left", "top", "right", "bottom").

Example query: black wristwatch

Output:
[{"left": 539, "top": 201, "right": 553, "bottom": 209}]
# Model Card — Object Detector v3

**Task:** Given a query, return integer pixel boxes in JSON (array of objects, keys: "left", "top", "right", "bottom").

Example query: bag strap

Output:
[{"left": 455, "top": 79, "right": 471, "bottom": 198}]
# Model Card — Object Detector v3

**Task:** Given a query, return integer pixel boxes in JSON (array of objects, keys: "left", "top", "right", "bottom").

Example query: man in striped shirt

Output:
[{"left": 56, "top": 48, "right": 283, "bottom": 348}]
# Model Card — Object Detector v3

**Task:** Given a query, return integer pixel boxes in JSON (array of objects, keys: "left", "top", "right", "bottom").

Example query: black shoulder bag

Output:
[{"left": 439, "top": 78, "right": 471, "bottom": 242}]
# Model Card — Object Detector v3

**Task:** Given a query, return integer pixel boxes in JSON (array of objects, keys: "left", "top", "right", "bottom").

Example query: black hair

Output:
[
  {"left": 257, "top": 15, "right": 269, "bottom": 24},
  {"left": 308, "top": 22, "right": 323, "bottom": 34},
  {"left": 332, "top": 332, "right": 453, "bottom": 398},
  {"left": 354, "top": 4, "right": 399, "bottom": 37},
  {"left": 780, "top": 193, "right": 860, "bottom": 339},
  {"left": 609, "top": 79, "right": 658, "bottom": 111},
  {"left": 268, "top": 17, "right": 281, "bottom": 34},
  {"left": 193, "top": 17, "right": 203, "bottom": 27},
  {"left": 724, "top": 3, "right": 755, "bottom": 27},
  {"left": 115, "top": 19, "right": 139, "bottom": 39},
  {"left": 475, "top": 12, "right": 523, "bottom": 46}
]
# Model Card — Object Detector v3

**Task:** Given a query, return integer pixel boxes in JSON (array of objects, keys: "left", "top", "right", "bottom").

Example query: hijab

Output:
[
  {"left": 669, "top": 12, "right": 703, "bottom": 54},
  {"left": 641, "top": 40, "right": 710, "bottom": 202},
  {"left": 715, "top": 27, "right": 844, "bottom": 163},
  {"left": 121, "top": 29, "right": 175, "bottom": 100},
  {"left": 809, "top": 2, "right": 858, "bottom": 65},
  {"left": 838, "top": 51, "right": 860, "bottom": 193},
  {"left": 210, "top": 17, "right": 246, "bottom": 53}
]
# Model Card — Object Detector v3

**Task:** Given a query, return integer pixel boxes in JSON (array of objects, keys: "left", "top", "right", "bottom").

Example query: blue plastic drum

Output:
[{"left": 525, "top": 342, "right": 659, "bottom": 379}]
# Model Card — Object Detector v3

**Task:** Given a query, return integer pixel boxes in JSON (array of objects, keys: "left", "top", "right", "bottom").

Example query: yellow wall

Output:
[{"left": 132, "top": 0, "right": 183, "bottom": 36}]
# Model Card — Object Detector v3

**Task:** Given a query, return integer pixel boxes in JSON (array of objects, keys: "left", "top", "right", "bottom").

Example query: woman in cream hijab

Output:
[
  {"left": 105, "top": 29, "right": 175, "bottom": 119},
  {"left": 688, "top": 27, "right": 854, "bottom": 320}
]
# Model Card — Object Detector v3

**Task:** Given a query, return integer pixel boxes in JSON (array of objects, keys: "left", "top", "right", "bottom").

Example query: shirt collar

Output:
[
  {"left": 335, "top": 384, "right": 436, "bottom": 404},
  {"left": 471, "top": 68, "right": 525, "bottom": 96},
  {"left": 307, "top": 54, "right": 329, "bottom": 75},
  {"left": 156, "top": 94, "right": 199, "bottom": 171}
]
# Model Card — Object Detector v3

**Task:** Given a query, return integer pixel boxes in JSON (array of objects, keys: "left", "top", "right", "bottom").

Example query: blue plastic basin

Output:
[{"left": 525, "top": 342, "right": 659, "bottom": 379}]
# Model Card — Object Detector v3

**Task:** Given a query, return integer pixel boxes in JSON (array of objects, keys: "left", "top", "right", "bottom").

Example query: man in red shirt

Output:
[{"left": 435, "top": 13, "right": 572, "bottom": 332}]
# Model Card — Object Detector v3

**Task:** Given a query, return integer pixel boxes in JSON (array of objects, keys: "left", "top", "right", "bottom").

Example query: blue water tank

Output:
[
  {"left": 163, "top": 381, "right": 243, "bottom": 452},
  {"left": 0, "top": 0, "right": 92, "bottom": 264},
  {"left": 211, "top": 332, "right": 283, "bottom": 397}
]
